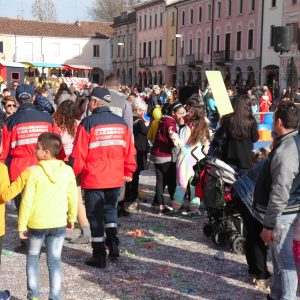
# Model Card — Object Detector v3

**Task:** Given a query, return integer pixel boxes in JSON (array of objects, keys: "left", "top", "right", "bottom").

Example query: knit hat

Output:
[
  {"left": 16, "top": 84, "right": 34, "bottom": 100},
  {"left": 90, "top": 87, "right": 111, "bottom": 103}
]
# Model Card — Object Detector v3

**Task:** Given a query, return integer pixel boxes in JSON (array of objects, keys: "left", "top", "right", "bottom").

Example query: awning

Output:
[
  {"left": 63, "top": 64, "right": 93, "bottom": 70},
  {"left": 20, "top": 62, "right": 63, "bottom": 69},
  {"left": 0, "top": 61, "right": 25, "bottom": 68}
]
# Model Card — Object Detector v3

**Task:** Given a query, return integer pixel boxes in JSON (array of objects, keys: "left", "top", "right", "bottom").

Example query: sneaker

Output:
[
  {"left": 69, "top": 234, "right": 91, "bottom": 244},
  {"left": 181, "top": 210, "right": 202, "bottom": 218},
  {"left": 85, "top": 256, "right": 106, "bottom": 268},
  {"left": 254, "top": 278, "right": 271, "bottom": 288},
  {"left": 0, "top": 290, "right": 10, "bottom": 300}
]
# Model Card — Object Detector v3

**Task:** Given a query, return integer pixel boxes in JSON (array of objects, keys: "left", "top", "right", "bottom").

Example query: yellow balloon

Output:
[{"left": 152, "top": 107, "right": 162, "bottom": 120}]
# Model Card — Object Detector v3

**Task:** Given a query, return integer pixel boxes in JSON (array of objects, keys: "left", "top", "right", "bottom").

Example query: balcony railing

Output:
[
  {"left": 139, "top": 57, "right": 153, "bottom": 68},
  {"left": 186, "top": 54, "right": 203, "bottom": 66},
  {"left": 214, "top": 50, "right": 234, "bottom": 64}
]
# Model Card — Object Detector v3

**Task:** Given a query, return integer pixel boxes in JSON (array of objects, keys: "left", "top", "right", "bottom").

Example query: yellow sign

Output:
[{"left": 205, "top": 71, "right": 233, "bottom": 116}]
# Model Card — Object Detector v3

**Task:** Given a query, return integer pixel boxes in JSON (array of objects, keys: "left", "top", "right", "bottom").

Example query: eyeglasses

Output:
[{"left": 6, "top": 104, "right": 16, "bottom": 108}]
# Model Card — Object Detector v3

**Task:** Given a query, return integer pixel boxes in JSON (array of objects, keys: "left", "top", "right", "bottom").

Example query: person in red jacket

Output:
[
  {"left": 69, "top": 87, "right": 136, "bottom": 268},
  {"left": 0, "top": 84, "right": 61, "bottom": 212}
]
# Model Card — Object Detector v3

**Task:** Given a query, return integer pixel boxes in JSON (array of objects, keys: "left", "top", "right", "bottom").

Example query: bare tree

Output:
[
  {"left": 32, "top": 0, "right": 57, "bottom": 22},
  {"left": 88, "top": 0, "right": 141, "bottom": 21}
]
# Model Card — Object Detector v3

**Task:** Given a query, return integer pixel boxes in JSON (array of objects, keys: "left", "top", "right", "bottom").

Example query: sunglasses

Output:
[
  {"left": 13, "top": 85, "right": 18, "bottom": 87},
  {"left": 6, "top": 104, "right": 16, "bottom": 108}
]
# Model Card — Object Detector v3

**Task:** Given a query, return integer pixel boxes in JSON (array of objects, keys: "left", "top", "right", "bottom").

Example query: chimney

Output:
[{"left": 75, "top": 20, "right": 81, "bottom": 27}]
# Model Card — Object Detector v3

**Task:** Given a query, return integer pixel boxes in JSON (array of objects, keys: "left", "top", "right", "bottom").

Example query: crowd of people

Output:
[{"left": 0, "top": 77, "right": 299, "bottom": 300}]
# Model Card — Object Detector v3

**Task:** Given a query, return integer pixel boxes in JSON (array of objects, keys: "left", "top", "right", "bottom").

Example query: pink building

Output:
[
  {"left": 135, "top": 0, "right": 173, "bottom": 88},
  {"left": 175, "top": 0, "right": 262, "bottom": 91}
]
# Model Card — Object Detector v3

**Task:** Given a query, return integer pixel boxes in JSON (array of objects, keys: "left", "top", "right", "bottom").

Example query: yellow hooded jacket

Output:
[
  {"left": 18, "top": 160, "right": 78, "bottom": 232},
  {"left": 0, "top": 163, "right": 30, "bottom": 236}
]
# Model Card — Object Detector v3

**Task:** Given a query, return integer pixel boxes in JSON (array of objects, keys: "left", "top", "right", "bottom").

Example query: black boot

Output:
[
  {"left": 105, "top": 228, "right": 119, "bottom": 260},
  {"left": 118, "top": 201, "right": 130, "bottom": 217},
  {"left": 85, "top": 256, "right": 106, "bottom": 268}
]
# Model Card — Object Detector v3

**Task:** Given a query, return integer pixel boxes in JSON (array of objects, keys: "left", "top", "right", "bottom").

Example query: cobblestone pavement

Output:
[{"left": 0, "top": 163, "right": 275, "bottom": 299}]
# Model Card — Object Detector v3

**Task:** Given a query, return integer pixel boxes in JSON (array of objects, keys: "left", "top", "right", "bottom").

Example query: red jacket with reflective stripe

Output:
[
  {"left": 0, "top": 103, "right": 61, "bottom": 181},
  {"left": 69, "top": 107, "right": 136, "bottom": 189}
]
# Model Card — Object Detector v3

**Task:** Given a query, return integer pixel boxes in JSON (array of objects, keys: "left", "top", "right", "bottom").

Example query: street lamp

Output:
[
  {"left": 117, "top": 42, "right": 125, "bottom": 83},
  {"left": 176, "top": 33, "right": 183, "bottom": 86}
]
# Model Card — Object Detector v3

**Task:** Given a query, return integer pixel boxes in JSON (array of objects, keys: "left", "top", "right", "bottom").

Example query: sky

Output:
[{"left": 0, "top": 0, "right": 95, "bottom": 23}]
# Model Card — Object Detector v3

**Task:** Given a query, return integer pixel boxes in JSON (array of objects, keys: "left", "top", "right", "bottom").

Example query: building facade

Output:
[
  {"left": 0, "top": 17, "right": 113, "bottom": 83},
  {"left": 112, "top": 11, "right": 137, "bottom": 85},
  {"left": 280, "top": 0, "right": 300, "bottom": 90},
  {"left": 174, "top": 0, "right": 263, "bottom": 91},
  {"left": 135, "top": 0, "right": 167, "bottom": 89}
]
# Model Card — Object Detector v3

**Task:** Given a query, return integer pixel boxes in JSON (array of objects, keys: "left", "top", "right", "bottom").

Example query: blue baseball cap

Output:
[{"left": 16, "top": 84, "right": 34, "bottom": 100}]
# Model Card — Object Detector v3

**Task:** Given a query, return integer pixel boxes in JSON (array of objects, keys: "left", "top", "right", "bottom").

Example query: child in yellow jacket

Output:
[{"left": 18, "top": 132, "right": 78, "bottom": 300}]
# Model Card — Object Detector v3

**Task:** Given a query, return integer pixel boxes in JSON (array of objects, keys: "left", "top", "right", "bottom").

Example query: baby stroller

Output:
[{"left": 190, "top": 146, "right": 246, "bottom": 255}]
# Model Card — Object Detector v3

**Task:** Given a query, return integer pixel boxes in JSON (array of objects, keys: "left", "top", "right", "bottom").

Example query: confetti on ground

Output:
[{"left": 1, "top": 164, "right": 269, "bottom": 299}]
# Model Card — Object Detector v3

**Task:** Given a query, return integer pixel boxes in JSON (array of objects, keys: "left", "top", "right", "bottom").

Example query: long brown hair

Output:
[
  {"left": 223, "top": 95, "right": 256, "bottom": 140},
  {"left": 53, "top": 100, "right": 80, "bottom": 137},
  {"left": 188, "top": 105, "right": 209, "bottom": 145}
]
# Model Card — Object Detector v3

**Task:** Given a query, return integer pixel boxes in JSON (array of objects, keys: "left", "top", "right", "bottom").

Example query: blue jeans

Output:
[
  {"left": 270, "top": 214, "right": 298, "bottom": 300},
  {"left": 26, "top": 227, "right": 66, "bottom": 300}
]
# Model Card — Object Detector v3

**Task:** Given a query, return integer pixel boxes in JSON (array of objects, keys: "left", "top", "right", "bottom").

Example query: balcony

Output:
[
  {"left": 214, "top": 50, "right": 234, "bottom": 64},
  {"left": 139, "top": 57, "right": 153, "bottom": 68},
  {"left": 186, "top": 54, "right": 203, "bottom": 67}
]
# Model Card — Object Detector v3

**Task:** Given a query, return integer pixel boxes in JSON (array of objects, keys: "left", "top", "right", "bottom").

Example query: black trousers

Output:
[
  {"left": 153, "top": 162, "right": 176, "bottom": 206},
  {"left": 233, "top": 197, "right": 270, "bottom": 280}
]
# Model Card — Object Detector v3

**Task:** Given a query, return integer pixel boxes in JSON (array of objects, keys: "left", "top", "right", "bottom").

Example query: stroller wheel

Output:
[
  {"left": 231, "top": 236, "right": 246, "bottom": 255},
  {"left": 212, "top": 230, "right": 229, "bottom": 248},
  {"left": 203, "top": 224, "right": 214, "bottom": 237}
]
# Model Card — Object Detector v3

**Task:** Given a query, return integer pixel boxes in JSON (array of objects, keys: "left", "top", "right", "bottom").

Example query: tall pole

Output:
[{"left": 210, "top": 0, "right": 215, "bottom": 70}]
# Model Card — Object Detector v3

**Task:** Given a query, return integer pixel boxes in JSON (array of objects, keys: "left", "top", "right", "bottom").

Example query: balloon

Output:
[{"left": 152, "top": 107, "right": 162, "bottom": 120}]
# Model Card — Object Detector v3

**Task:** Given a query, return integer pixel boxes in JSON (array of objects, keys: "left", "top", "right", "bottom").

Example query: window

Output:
[
  {"left": 143, "top": 42, "right": 147, "bottom": 58},
  {"left": 144, "top": 14, "right": 147, "bottom": 30},
  {"left": 227, "top": 0, "right": 232, "bottom": 16},
  {"left": 148, "top": 41, "right": 152, "bottom": 57},
  {"left": 123, "top": 42, "right": 125, "bottom": 57},
  {"left": 238, "top": 0, "right": 243, "bottom": 15},
  {"left": 271, "top": 0, "right": 276, "bottom": 7},
  {"left": 197, "top": 37, "right": 201, "bottom": 59},
  {"left": 159, "top": 39, "right": 162, "bottom": 57},
  {"left": 250, "top": 0, "right": 255, "bottom": 11},
  {"left": 292, "top": 0, "right": 297, "bottom": 4},
  {"left": 206, "top": 36, "right": 210, "bottom": 54},
  {"left": 236, "top": 31, "right": 242, "bottom": 51},
  {"left": 286, "top": 22, "right": 298, "bottom": 43},
  {"left": 207, "top": 4, "right": 212, "bottom": 20},
  {"left": 181, "top": 40, "right": 185, "bottom": 57},
  {"left": 149, "top": 15, "right": 152, "bottom": 29},
  {"left": 198, "top": 6, "right": 202, "bottom": 22},
  {"left": 117, "top": 43, "right": 120, "bottom": 57},
  {"left": 154, "top": 40, "right": 157, "bottom": 57},
  {"left": 190, "top": 9, "right": 194, "bottom": 24},
  {"left": 189, "top": 38, "right": 193, "bottom": 54},
  {"left": 270, "top": 25, "right": 275, "bottom": 47},
  {"left": 182, "top": 11, "right": 185, "bottom": 26},
  {"left": 171, "top": 11, "right": 175, "bottom": 26},
  {"left": 171, "top": 39, "right": 174, "bottom": 56},
  {"left": 139, "top": 16, "right": 142, "bottom": 30},
  {"left": 93, "top": 45, "right": 100, "bottom": 57},
  {"left": 155, "top": 14, "right": 157, "bottom": 27},
  {"left": 216, "top": 35, "right": 220, "bottom": 52},
  {"left": 11, "top": 72, "right": 20, "bottom": 80},
  {"left": 160, "top": 11, "right": 163, "bottom": 26},
  {"left": 217, "top": 2, "right": 221, "bottom": 19},
  {"left": 129, "top": 36, "right": 133, "bottom": 56},
  {"left": 139, "top": 43, "right": 141, "bottom": 58},
  {"left": 248, "top": 29, "right": 253, "bottom": 49},
  {"left": 0, "top": 41, "right": 3, "bottom": 53}
]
